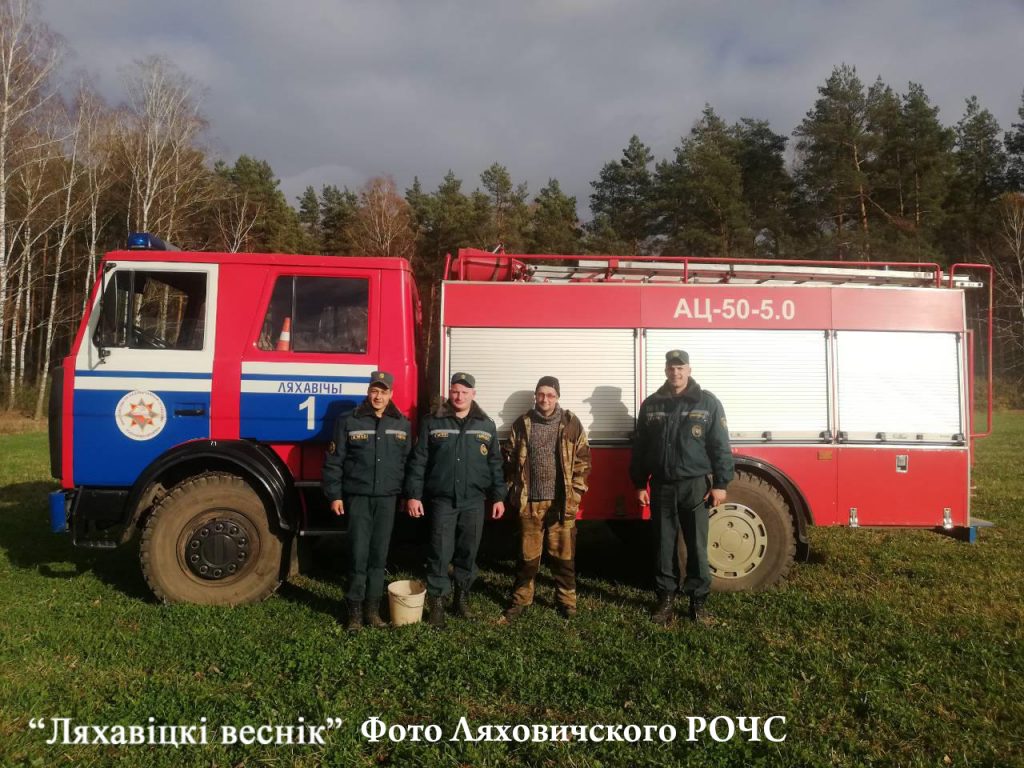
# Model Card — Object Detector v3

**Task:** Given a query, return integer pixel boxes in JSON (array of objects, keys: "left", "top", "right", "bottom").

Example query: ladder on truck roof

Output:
[{"left": 445, "top": 249, "right": 984, "bottom": 289}]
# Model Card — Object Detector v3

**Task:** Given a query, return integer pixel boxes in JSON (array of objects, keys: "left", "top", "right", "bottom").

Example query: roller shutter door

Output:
[
  {"left": 645, "top": 329, "right": 829, "bottom": 440},
  {"left": 447, "top": 327, "right": 636, "bottom": 440},
  {"left": 835, "top": 331, "right": 962, "bottom": 442}
]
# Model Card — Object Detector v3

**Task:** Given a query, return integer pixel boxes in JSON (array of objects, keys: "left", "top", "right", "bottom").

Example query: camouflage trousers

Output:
[{"left": 510, "top": 500, "right": 577, "bottom": 610}]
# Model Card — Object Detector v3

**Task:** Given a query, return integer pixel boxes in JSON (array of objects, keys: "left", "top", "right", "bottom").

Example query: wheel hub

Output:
[
  {"left": 185, "top": 518, "right": 250, "bottom": 580},
  {"left": 708, "top": 503, "right": 768, "bottom": 579}
]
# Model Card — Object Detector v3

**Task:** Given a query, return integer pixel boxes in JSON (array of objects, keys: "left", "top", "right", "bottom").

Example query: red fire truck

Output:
[{"left": 47, "top": 234, "right": 993, "bottom": 604}]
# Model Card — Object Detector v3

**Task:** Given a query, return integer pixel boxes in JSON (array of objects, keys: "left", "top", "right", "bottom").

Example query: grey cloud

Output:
[{"left": 42, "top": 0, "right": 1024, "bottom": 216}]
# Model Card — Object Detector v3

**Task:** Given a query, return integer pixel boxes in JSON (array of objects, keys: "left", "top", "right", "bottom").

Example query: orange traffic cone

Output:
[{"left": 276, "top": 317, "right": 292, "bottom": 351}]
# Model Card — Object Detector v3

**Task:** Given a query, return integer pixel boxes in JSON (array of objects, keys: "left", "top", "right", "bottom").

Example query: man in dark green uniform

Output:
[
  {"left": 323, "top": 370, "right": 411, "bottom": 631},
  {"left": 631, "top": 350, "right": 734, "bottom": 625},
  {"left": 405, "top": 372, "right": 506, "bottom": 628}
]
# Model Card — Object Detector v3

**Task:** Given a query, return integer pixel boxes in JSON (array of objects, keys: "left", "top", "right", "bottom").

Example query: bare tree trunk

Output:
[
  {"left": 7, "top": 248, "right": 25, "bottom": 407},
  {"left": 34, "top": 104, "right": 83, "bottom": 420},
  {"left": 82, "top": 198, "right": 98, "bottom": 316},
  {"left": 18, "top": 249, "right": 31, "bottom": 387},
  {"left": 0, "top": 0, "right": 61, "bottom": 379}
]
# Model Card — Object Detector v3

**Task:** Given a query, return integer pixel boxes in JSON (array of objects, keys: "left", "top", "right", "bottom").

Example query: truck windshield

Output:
[{"left": 93, "top": 270, "right": 207, "bottom": 350}]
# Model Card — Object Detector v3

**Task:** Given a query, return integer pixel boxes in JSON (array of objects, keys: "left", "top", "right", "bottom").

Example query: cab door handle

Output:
[{"left": 174, "top": 407, "right": 206, "bottom": 417}]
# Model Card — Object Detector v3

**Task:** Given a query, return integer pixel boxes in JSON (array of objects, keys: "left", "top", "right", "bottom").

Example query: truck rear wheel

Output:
[
  {"left": 140, "top": 472, "right": 284, "bottom": 605},
  {"left": 678, "top": 471, "right": 796, "bottom": 592}
]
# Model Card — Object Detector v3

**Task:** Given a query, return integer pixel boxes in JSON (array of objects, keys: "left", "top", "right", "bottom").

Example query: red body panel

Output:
[
  {"left": 577, "top": 448, "right": 648, "bottom": 521},
  {"left": 60, "top": 354, "right": 75, "bottom": 489},
  {"left": 831, "top": 287, "right": 963, "bottom": 332},
  {"left": 213, "top": 262, "right": 268, "bottom": 439},
  {"left": 444, "top": 283, "right": 964, "bottom": 332},
  {"left": 576, "top": 444, "right": 967, "bottom": 528},
  {"left": 837, "top": 448, "right": 968, "bottom": 527},
  {"left": 735, "top": 446, "right": 839, "bottom": 525}
]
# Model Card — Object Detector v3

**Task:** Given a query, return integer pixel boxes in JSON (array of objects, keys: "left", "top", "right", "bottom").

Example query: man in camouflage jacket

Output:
[{"left": 502, "top": 376, "right": 591, "bottom": 621}]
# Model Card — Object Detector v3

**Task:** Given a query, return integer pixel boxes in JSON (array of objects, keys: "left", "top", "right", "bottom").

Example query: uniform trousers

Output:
[
  {"left": 345, "top": 495, "right": 397, "bottom": 601},
  {"left": 426, "top": 497, "right": 485, "bottom": 597},
  {"left": 651, "top": 478, "right": 711, "bottom": 598}
]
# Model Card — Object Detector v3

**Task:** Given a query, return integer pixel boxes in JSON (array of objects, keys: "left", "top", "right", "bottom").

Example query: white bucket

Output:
[{"left": 387, "top": 579, "right": 426, "bottom": 626}]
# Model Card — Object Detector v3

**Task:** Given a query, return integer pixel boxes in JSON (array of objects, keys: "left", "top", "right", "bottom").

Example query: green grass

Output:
[{"left": 1, "top": 419, "right": 1022, "bottom": 767}]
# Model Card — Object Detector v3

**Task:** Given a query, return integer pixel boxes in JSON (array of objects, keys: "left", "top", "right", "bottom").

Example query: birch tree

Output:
[
  {"left": 7, "top": 118, "right": 64, "bottom": 406},
  {"left": 75, "top": 82, "right": 115, "bottom": 314},
  {"left": 34, "top": 98, "right": 86, "bottom": 419},
  {"left": 118, "top": 56, "right": 206, "bottom": 239},
  {"left": 991, "top": 192, "right": 1024, "bottom": 379},
  {"left": 213, "top": 180, "right": 262, "bottom": 252},
  {"left": 348, "top": 176, "right": 416, "bottom": 259},
  {"left": 0, "top": 0, "right": 61, "bottom": 380}
]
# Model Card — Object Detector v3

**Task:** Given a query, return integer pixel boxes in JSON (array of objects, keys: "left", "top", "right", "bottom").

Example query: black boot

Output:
[
  {"left": 453, "top": 586, "right": 472, "bottom": 619},
  {"left": 364, "top": 599, "right": 387, "bottom": 628},
  {"left": 650, "top": 591, "right": 675, "bottom": 626},
  {"left": 688, "top": 595, "right": 706, "bottom": 622},
  {"left": 425, "top": 595, "right": 446, "bottom": 628},
  {"left": 346, "top": 600, "right": 364, "bottom": 632}
]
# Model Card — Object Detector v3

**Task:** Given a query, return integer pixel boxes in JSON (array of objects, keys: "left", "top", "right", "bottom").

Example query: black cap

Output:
[
  {"left": 665, "top": 349, "right": 689, "bottom": 365},
  {"left": 368, "top": 370, "right": 393, "bottom": 390},
  {"left": 535, "top": 376, "right": 560, "bottom": 396},
  {"left": 450, "top": 371, "right": 476, "bottom": 388}
]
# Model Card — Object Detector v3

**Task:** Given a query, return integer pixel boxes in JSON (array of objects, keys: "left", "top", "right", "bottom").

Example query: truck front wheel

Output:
[
  {"left": 140, "top": 472, "right": 284, "bottom": 605},
  {"left": 704, "top": 471, "right": 796, "bottom": 591}
]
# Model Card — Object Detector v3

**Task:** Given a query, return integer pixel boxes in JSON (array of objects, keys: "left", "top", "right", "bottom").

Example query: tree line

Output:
[{"left": 2, "top": 0, "right": 1023, "bottom": 415}]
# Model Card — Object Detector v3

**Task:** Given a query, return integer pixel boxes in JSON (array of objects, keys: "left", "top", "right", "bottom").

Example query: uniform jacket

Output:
[
  {"left": 322, "top": 399, "right": 411, "bottom": 499},
  {"left": 629, "top": 378, "right": 735, "bottom": 490},
  {"left": 405, "top": 400, "right": 506, "bottom": 503},
  {"left": 505, "top": 408, "right": 591, "bottom": 521}
]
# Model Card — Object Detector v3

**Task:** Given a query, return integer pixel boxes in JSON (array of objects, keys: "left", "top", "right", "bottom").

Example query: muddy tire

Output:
[
  {"left": 679, "top": 471, "right": 796, "bottom": 592},
  {"left": 140, "top": 472, "right": 284, "bottom": 605}
]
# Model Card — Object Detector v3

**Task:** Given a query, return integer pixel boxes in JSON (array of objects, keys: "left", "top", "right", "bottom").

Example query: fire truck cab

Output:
[{"left": 48, "top": 237, "right": 991, "bottom": 605}]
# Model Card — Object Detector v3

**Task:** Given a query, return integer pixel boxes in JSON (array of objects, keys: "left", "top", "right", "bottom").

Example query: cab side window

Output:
[
  {"left": 94, "top": 270, "right": 207, "bottom": 350},
  {"left": 257, "top": 276, "right": 369, "bottom": 354}
]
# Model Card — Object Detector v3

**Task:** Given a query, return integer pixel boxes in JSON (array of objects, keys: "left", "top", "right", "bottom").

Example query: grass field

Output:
[{"left": 1, "top": 416, "right": 1022, "bottom": 767}]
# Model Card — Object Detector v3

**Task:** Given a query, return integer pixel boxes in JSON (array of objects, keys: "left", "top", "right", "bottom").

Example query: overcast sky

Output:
[{"left": 41, "top": 0, "right": 1024, "bottom": 218}]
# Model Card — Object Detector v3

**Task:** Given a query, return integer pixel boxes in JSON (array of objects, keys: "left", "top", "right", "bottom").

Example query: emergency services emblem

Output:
[
  {"left": 480, "top": 444, "right": 488, "bottom": 456},
  {"left": 328, "top": 441, "right": 337, "bottom": 455},
  {"left": 115, "top": 390, "right": 167, "bottom": 441},
  {"left": 691, "top": 424, "right": 704, "bottom": 439}
]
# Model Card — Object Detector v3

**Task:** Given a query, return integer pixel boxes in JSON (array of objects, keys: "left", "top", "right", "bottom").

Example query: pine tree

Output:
[
  {"left": 588, "top": 135, "right": 655, "bottom": 254},
  {"left": 945, "top": 96, "right": 1007, "bottom": 258},
  {"left": 479, "top": 162, "right": 529, "bottom": 250},
  {"left": 213, "top": 155, "right": 305, "bottom": 253},
  {"left": 319, "top": 184, "right": 358, "bottom": 255},
  {"left": 864, "top": 79, "right": 906, "bottom": 254},
  {"left": 528, "top": 179, "right": 582, "bottom": 254},
  {"left": 297, "top": 186, "right": 321, "bottom": 249},
  {"left": 794, "top": 64, "right": 876, "bottom": 259},
  {"left": 653, "top": 106, "right": 750, "bottom": 257},
  {"left": 899, "top": 83, "right": 954, "bottom": 259},
  {"left": 1005, "top": 90, "right": 1024, "bottom": 192},
  {"left": 731, "top": 118, "right": 797, "bottom": 257}
]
